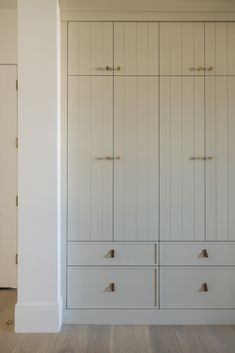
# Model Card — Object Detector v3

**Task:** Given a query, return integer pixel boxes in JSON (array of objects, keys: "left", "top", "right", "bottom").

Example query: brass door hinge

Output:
[
  {"left": 15, "top": 138, "right": 18, "bottom": 148},
  {"left": 16, "top": 195, "right": 18, "bottom": 206},
  {"left": 16, "top": 79, "right": 18, "bottom": 91},
  {"left": 15, "top": 254, "right": 18, "bottom": 265}
]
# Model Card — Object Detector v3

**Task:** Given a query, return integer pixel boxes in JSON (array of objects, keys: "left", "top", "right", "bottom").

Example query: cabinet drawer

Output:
[
  {"left": 160, "top": 242, "right": 235, "bottom": 266},
  {"left": 160, "top": 267, "right": 235, "bottom": 309},
  {"left": 68, "top": 243, "right": 156, "bottom": 266},
  {"left": 68, "top": 268, "right": 156, "bottom": 308}
]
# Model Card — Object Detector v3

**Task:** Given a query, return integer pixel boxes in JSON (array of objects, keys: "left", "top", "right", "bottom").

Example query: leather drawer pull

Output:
[
  {"left": 198, "top": 249, "right": 208, "bottom": 258},
  {"left": 105, "top": 283, "right": 115, "bottom": 292},
  {"left": 199, "top": 283, "right": 208, "bottom": 292},
  {"left": 105, "top": 249, "right": 115, "bottom": 258}
]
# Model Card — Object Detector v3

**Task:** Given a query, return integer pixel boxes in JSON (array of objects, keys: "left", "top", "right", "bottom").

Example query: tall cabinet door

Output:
[
  {"left": 160, "top": 22, "right": 204, "bottom": 75},
  {"left": 205, "top": 77, "right": 235, "bottom": 240},
  {"left": 160, "top": 77, "right": 205, "bottom": 241},
  {"left": 114, "top": 22, "right": 159, "bottom": 75},
  {"left": 114, "top": 77, "right": 159, "bottom": 241},
  {"left": 68, "top": 22, "right": 113, "bottom": 75},
  {"left": 68, "top": 77, "right": 113, "bottom": 241}
]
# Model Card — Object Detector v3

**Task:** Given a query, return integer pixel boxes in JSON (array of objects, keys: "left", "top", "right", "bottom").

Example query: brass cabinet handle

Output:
[
  {"left": 199, "top": 283, "right": 208, "bottom": 292},
  {"left": 190, "top": 156, "right": 213, "bottom": 161},
  {"left": 105, "top": 249, "right": 115, "bottom": 258},
  {"left": 105, "top": 283, "right": 115, "bottom": 292},
  {"left": 97, "top": 156, "right": 120, "bottom": 161},
  {"left": 190, "top": 66, "right": 213, "bottom": 72},
  {"left": 198, "top": 249, "right": 208, "bottom": 258},
  {"left": 106, "top": 66, "right": 121, "bottom": 71},
  {"left": 204, "top": 66, "right": 213, "bottom": 71},
  {"left": 190, "top": 66, "right": 204, "bottom": 72}
]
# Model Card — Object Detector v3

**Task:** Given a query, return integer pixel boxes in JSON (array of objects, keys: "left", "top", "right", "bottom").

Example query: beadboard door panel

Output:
[
  {"left": 68, "top": 22, "right": 113, "bottom": 75},
  {"left": 114, "top": 77, "right": 159, "bottom": 241},
  {"left": 160, "top": 77, "right": 205, "bottom": 241},
  {"left": 205, "top": 77, "right": 235, "bottom": 240},
  {"left": 205, "top": 22, "right": 235, "bottom": 75},
  {"left": 68, "top": 76, "right": 113, "bottom": 241},
  {"left": 114, "top": 22, "right": 159, "bottom": 75},
  {"left": 160, "top": 22, "right": 204, "bottom": 75}
]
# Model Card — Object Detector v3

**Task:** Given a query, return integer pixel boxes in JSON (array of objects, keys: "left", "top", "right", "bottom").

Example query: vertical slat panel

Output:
[
  {"left": 160, "top": 77, "right": 205, "bottom": 241},
  {"left": 68, "top": 77, "right": 113, "bottom": 241},
  {"left": 160, "top": 22, "right": 204, "bottom": 75},
  {"left": 194, "top": 77, "right": 205, "bottom": 239},
  {"left": 114, "top": 22, "right": 159, "bottom": 75},
  {"left": 68, "top": 22, "right": 113, "bottom": 75},
  {"left": 205, "top": 22, "right": 228, "bottom": 75},
  {"left": 206, "top": 77, "right": 229, "bottom": 240},
  {"left": 205, "top": 22, "right": 216, "bottom": 75},
  {"left": 228, "top": 23, "right": 235, "bottom": 75},
  {"left": 114, "top": 77, "right": 158, "bottom": 241},
  {"left": 228, "top": 77, "right": 235, "bottom": 239},
  {"left": 205, "top": 77, "right": 216, "bottom": 240}
]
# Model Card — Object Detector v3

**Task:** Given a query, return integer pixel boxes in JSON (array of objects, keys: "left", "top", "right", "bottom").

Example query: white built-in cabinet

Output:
[{"left": 66, "top": 21, "right": 235, "bottom": 317}]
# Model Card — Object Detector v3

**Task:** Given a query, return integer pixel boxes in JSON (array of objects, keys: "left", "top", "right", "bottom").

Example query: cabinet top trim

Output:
[{"left": 61, "top": 11, "right": 235, "bottom": 22}]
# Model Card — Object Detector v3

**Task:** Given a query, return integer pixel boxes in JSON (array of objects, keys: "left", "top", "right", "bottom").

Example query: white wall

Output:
[
  {"left": 15, "top": 0, "right": 61, "bottom": 332},
  {"left": 0, "top": 9, "right": 17, "bottom": 63}
]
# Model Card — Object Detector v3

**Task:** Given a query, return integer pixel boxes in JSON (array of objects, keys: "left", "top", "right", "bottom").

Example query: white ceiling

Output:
[{"left": 0, "top": 0, "right": 16, "bottom": 9}]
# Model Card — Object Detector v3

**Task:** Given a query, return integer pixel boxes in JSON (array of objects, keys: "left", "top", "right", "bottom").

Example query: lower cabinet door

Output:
[
  {"left": 67, "top": 268, "right": 156, "bottom": 308},
  {"left": 160, "top": 267, "right": 235, "bottom": 309}
]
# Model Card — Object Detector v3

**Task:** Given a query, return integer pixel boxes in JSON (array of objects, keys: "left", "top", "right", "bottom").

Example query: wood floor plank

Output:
[{"left": 149, "top": 326, "right": 183, "bottom": 353}]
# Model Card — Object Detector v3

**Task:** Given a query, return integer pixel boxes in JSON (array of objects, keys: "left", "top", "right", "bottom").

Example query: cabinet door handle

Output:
[
  {"left": 106, "top": 66, "right": 121, "bottom": 71},
  {"left": 190, "top": 66, "right": 204, "bottom": 72},
  {"left": 97, "top": 156, "right": 121, "bottom": 161},
  {"left": 204, "top": 66, "right": 213, "bottom": 71},
  {"left": 105, "top": 249, "right": 115, "bottom": 258},
  {"left": 190, "top": 156, "right": 213, "bottom": 161},
  {"left": 199, "top": 283, "right": 208, "bottom": 292},
  {"left": 105, "top": 283, "right": 115, "bottom": 292},
  {"left": 198, "top": 249, "right": 208, "bottom": 258}
]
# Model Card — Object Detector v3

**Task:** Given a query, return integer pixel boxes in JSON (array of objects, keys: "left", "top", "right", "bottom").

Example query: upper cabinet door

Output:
[
  {"left": 68, "top": 22, "right": 113, "bottom": 75},
  {"left": 160, "top": 23, "right": 204, "bottom": 75},
  {"left": 205, "top": 22, "right": 235, "bottom": 75},
  {"left": 114, "top": 22, "right": 159, "bottom": 75},
  {"left": 114, "top": 77, "right": 159, "bottom": 241},
  {"left": 205, "top": 77, "right": 235, "bottom": 240},
  {"left": 160, "top": 77, "right": 205, "bottom": 241}
]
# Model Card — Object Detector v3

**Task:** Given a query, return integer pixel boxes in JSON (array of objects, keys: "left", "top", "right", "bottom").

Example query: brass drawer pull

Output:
[
  {"left": 105, "top": 283, "right": 115, "bottom": 292},
  {"left": 198, "top": 249, "right": 208, "bottom": 258},
  {"left": 199, "top": 283, "right": 208, "bottom": 292},
  {"left": 105, "top": 249, "right": 115, "bottom": 258},
  {"left": 106, "top": 66, "right": 121, "bottom": 71}
]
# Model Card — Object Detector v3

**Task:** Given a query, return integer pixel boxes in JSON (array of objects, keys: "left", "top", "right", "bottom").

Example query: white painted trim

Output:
[
  {"left": 63, "top": 308, "right": 235, "bottom": 325},
  {"left": 15, "top": 296, "right": 62, "bottom": 333},
  {"left": 61, "top": 11, "right": 235, "bottom": 22}
]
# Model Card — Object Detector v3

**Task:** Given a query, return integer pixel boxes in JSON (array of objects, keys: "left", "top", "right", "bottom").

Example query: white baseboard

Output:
[
  {"left": 63, "top": 309, "right": 235, "bottom": 325},
  {"left": 15, "top": 296, "right": 62, "bottom": 332}
]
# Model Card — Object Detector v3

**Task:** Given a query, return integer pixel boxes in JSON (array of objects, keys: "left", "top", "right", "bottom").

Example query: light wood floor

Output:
[
  {"left": 1, "top": 292, "right": 235, "bottom": 353},
  {"left": 0, "top": 325, "right": 235, "bottom": 353}
]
